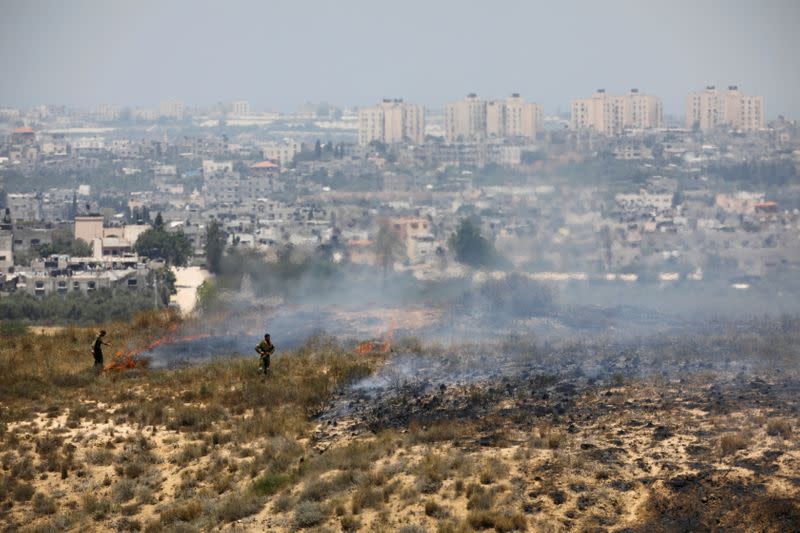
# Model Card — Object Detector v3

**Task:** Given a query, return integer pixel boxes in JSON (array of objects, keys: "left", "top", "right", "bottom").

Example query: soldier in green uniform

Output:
[{"left": 255, "top": 333, "right": 275, "bottom": 376}]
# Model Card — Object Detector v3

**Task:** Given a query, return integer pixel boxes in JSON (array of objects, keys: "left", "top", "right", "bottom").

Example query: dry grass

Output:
[
  {"left": 766, "top": 418, "right": 792, "bottom": 439},
  {"left": 719, "top": 431, "right": 752, "bottom": 456}
]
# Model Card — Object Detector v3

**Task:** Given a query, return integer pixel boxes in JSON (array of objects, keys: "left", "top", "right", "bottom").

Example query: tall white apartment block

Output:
[{"left": 358, "top": 99, "right": 425, "bottom": 146}]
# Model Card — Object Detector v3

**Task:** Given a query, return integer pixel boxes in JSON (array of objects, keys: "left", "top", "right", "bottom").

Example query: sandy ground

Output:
[{"left": 170, "top": 267, "right": 211, "bottom": 315}]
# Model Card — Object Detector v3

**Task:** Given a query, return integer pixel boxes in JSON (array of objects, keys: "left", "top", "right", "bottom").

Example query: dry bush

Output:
[
  {"left": 174, "top": 442, "right": 209, "bottom": 466},
  {"left": 159, "top": 499, "right": 203, "bottom": 525},
  {"left": 167, "top": 404, "right": 226, "bottom": 432},
  {"left": 340, "top": 513, "right": 362, "bottom": 532},
  {"left": 31, "top": 493, "right": 58, "bottom": 517},
  {"left": 273, "top": 491, "right": 294, "bottom": 513},
  {"left": 528, "top": 425, "right": 563, "bottom": 450},
  {"left": 112, "top": 479, "right": 137, "bottom": 503},
  {"left": 13, "top": 481, "right": 35, "bottom": 502},
  {"left": 479, "top": 457, "right": 510, "bottom": 485},
  {"left": 409, "top": 420, "right": 474, "bottom": 444},
  {"left": 466, "top": 483, "right": 496, "bottom": 511},
  {"left": 398, "top": 526, "right": 427, "bottom": 533},
  {"left": 467, "top": 509, "right": 527, "bottom": 531},
  {"left": 766, "top": 418, "right": 792, "bottom": 439},
  {"left": 82, "top": 493, "right": 112, "bottom": 520},
  {"left": 294, "top": 501, "right": 328, "bottom": 529},
  {"left": 425, "top": 499, "right": 450, "bottom": 519},
  {"left": 351, "top": 486, "right": 383, "bottom": 514},
  {"left": 214, "top": 491, "right": 262, "bottom": 523},
  {"left": 436, "top": 519, "right": 473, "bottom": 533},
  {"left": 719, "top": 432, "right": 751, "bottom": 456}
]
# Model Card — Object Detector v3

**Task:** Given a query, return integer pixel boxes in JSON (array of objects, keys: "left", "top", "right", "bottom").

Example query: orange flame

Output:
[
  {"left": 103, "top": 332, "right": 212, "bottom": 372},
  {"left": 354, "top": 319, "right": 395, "bottom": 354}
]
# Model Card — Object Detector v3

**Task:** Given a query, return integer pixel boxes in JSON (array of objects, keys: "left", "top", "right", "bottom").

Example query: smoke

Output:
[{"left": 134, "top": 240, "right": 800, "bottom": 383}]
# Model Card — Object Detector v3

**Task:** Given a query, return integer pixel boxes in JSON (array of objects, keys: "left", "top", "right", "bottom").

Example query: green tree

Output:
[
  {"left": 373, "top": 222, "right": 404, "bottom": 279},
  {"left": 35, "top": 228, "right": 92, "bottom": 258},
  {"left": 135, "top": 226, "right": 192, "bottom": 266},
  {"left": 205, "top": 220, "right": 226, "bottom": 274},
  {"left": 314, "top": 140, "right": 322, "bottom": 159},
  {"left": 447, "top": 218, "right": 500, "bottom": 268}
]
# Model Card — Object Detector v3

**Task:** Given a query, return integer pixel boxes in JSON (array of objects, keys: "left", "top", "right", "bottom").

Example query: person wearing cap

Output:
[
  {"left": 92, "top": 330, "right": 111, "bottom": 371},
  {"left": 255, "top": 333, "right": 275, "bottom": 376}
]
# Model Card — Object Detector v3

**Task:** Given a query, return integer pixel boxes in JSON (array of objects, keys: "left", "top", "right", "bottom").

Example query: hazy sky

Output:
[{"left": 1, "top": 0, "right": 798, "bottom": 117}]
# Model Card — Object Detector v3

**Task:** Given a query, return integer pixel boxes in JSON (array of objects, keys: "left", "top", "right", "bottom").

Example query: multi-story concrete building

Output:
[
  {"left": 445, "top": 93, "right": 486, "bottom": 142},
  {"left": 231, "top": 100, "right": 250, "bottom": 116},
  {"left": 485, "top": 94, "right": 544, "bottom": 139},
  {"left": 0, "top": 210, "right": 13, "bottom": 272},
  {"left": 159, "top": 99, "right": 184, "bottom": 119},
  {"left": 6, "top": 193, "right": 42, "bottom": 222},
  {"left": 358, "top": 99, "right": 424, "bottom": 146},
  {"left": 261, "top": 139, "right": 302, "bottom": 169},
  {"left": 686, "top": 85, "right": 764, "bottom": 131},
  {"left": 571, "top": 89, "right": 662, "bottom": 134}
]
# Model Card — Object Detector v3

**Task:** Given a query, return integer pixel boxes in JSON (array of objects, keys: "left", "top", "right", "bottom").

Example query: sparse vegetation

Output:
[{"left": 1, "top": 312, "right": 799, "bottom": 531}]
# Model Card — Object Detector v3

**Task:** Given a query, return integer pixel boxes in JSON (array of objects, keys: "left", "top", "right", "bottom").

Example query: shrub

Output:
[
  {"left": 351, "top": 487, "right": 383, "bottom": 514},
  {"left": 399, "top": 526, "right": 427, "bottom": 533},
  {"left": 32, "top": 492, "right": 57, "bottom": 515},
  {"left": 720, "top": 432, "right": 751, "bottom": 456},
  {"left": 214, "top": 491, "right": 262, "bottom": 522},
  {"left": 160, "top": 499, "right": 202, "bottom": 524},
  {"left": 13, "top": 482, "right": 35, "bottom": 502},
  {"left": 294, "top": 501, "right": 327, "bottom": 528},
  {"left": 766, "top": 418, "right": 792, "bottom": 439},
  {"left": 85, "top": 448, "right": 115, "bottom": 466},
  {"left": 250, "top": 472, "right": 291, "bottom": 496},
  {"left": 466, "top": 484, "right": 494, "bottom": 511},
  {"left": 467, "top": 509, "right": 527, "bottom": 531},
  {"left": 112, "top": 479, "right": 136, "bottom": 503},
  {"left": 425, "top": 500, "right": 450, "bottom": 519},
  {"left": 340, "top": 513, "right": 361, "bottom": 532},
  {"left": 83, "top": 493, "right": 112, "bottom": 520}
]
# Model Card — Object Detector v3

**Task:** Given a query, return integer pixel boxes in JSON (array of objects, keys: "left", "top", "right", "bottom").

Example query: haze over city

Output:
[{"left": 2, "top": 0, "right": 800, "bottom": 116}]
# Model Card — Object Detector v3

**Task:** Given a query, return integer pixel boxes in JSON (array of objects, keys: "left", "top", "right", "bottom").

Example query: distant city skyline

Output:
[{"left": 1, "top": 0, "right": 798, "bottom": 118}]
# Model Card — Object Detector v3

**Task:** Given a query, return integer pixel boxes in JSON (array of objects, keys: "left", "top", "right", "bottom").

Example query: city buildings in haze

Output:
[{"left": 686, "top": 85, "right": 764, "bottom": 131}]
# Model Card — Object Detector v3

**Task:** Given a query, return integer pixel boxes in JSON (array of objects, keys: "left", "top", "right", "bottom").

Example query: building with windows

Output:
[
  {"left": 159, "top": 99, "right": 184, "bottom": 119},
  {"left": 447, "top": 93, "right": 543, "bottom": 141},
  {"left": 686, "top": 85, "right": 763, "bottom": 131},
  {"left": 358, "top": 99, "right": 425, "bottom": 146},
  {"left": 231, "top": 100, "right": 250, "bottom": 116},
  {"left": 571, "top": 89, "right": 662, "bottom": 134},
  {"left": 261, "top": 139, "right": 302, "bottom": 169},
  {"left": 445, "top": 93, "right": 486, "bottom": 142}
]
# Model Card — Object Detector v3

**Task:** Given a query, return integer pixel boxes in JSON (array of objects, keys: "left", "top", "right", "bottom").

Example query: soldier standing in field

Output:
[
  {"left": 92, "top": 330, "right": 111, "bottom": 372},
  {"left": 255, "top": 333, "right": 275, "bottom": 376}
]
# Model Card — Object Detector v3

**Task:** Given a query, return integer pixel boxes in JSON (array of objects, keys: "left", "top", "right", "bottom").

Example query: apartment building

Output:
[
  {"left": 261, "top": 139, "right": 302, "bottom": 169},
  {"left": 358, "top": 99, "right": 425, "bottom": 146},
  {"left": 685, "top": 86, "right": 763, "bottom": 131},
  {"left": 571, "top": 89, "right": 662, "bottom": 135},
  {"left": 488, "top": 94, "right": 544, "bottom": 139},
  {"left": 159, "top": 99, "right": 184, "bottom": 119},
  {"left": 231, "top": 100, "right": 250, "bottom": 116},
  {"left": 445, "top": 93, "right": 486, "bottom": 142}
]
